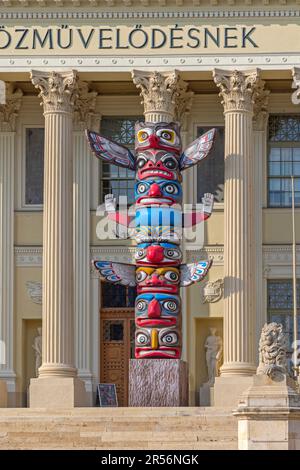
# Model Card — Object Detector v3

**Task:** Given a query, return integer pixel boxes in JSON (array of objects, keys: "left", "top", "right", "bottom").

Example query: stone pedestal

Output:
[
  {"left": 129, "top": 359, "right": 188, "bottom": 407},
  {"left": 29, "top": 378, "right": 88, "bottom": 408},
  {"left": 199, "top": 383, "right": 214, "bottom": 406},
  {"left": 0, "top": 380, "right": 7, "bottom": 408},
  {"left": 234, "top": 375, "right": 300, "bottom": 449}
]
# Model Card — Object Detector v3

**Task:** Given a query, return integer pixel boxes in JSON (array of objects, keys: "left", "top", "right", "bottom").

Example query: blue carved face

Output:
[
  {"left": 135, "top": 179, "right": 182, "bottom": 206},
  {"left": 135, "top": 293, "right": 181, "bottom": 328},
  {"left": 135, "top": 242, "right": 182, "bottom": 266},
  {"left": 135, "top": 207, "right": 183, "bottom": 244}
]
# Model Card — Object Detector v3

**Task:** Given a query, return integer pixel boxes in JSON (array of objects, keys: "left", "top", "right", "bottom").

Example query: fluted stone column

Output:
[
  {"left": 213, "top": 69, "right": 263, "bottom": 406},
  {"left": 29, "top": 70, "right": 87, "bottom": 408},
  {"left": 253, "top": 85, "right": 269, "bottom": 352},
  {"left": 0, "top": 84, "right": 22, "bottom": 407},
  {"left": 73, "top": 82, "right": 100, "bottom": 404}
]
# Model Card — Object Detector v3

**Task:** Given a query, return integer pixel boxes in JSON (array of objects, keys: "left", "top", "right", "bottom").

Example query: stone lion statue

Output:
[{"left": 257, "top": 322, "right": 288, "bottom": 379}]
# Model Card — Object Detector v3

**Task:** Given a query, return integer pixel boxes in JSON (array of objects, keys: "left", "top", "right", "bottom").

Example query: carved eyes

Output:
[
  {"left": 164, "top": 183, "right": 179, "bottom": 195},
  {"left": 160, "top": 332, "right": 178, "bottom": 346},
  {"left": 164, "top": 271, "right": 180, "bottom": 283},
  {"left": 137, "top": 156, "right": 147, "bottom": 168},
  {"left": 157, "top": 129, "right": 176, "bottom": 144},
  {"left": 165, "top": 248, "right": 181, "bottom": 259},
  {"left": 136, "top": 271, "right": 147, "bottom": 283},
  {"left": 136, "top": 332, "right": 150, "bottom": 346},
  {"left": 163, "top": 300, "right": 178, "bottom": 312},
  {"left": 135, "top": 249, "right": 146, "bottom": 260},
  {"left": 137, "top": 129, "right": 150, "bottom": 143},
  {"left": 161, "top": 156, "right": 178, "bottom": 170},
  {"left": 136, "top": 300, "right": 147, "bottom": 311},
  {"left": 137, "top": 183, "right": 148, "bottom": 194}
]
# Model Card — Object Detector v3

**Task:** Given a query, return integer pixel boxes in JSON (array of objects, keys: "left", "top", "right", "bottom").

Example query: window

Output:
[
  {"left": 101, "top": 282, "right": 136, "bottom": 308},
  {"left": 196, "top": 126, "right": 224, "bottom": 203},
  {"left": 268, "top": 115, "right": 300, "bottom": 207},
  {"left": 25, "top": 128, "right": 44, "bottom": 205},
  {"left": 100, "top": 117, "right": 142, "bottom": 205},
  {"left": 267, "top": 280, "right": 300, "bottom": 369}
]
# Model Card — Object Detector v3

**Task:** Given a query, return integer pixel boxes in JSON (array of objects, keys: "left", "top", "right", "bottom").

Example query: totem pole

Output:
[{"left": 86, "top": 121, "right": 215, "bottom": 403}]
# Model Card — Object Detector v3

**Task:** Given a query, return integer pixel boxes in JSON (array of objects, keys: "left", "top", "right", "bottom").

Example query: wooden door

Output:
[{"left": 101, "top": 309, "right": 135, "bottom": 406}]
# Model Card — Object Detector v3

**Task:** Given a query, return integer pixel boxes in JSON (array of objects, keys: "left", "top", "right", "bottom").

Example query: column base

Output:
[
  {"left": 129, "top": 359, "right": 189, "bottom": 407},
  {"left": 0, "top": 380, "right": 7, "bottom": 408},
  {"left": 214, "top": 375, "right": 254, "bottom": 407},
  {"left": 29, "top": 377, "right": 89, "bottom": 408}
]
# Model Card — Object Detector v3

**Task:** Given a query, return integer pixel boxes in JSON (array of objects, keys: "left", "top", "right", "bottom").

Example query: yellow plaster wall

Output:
[
  {"left": 187, "top": 265, "right": 224, "bottom": 405},
  {"left": 14, "top": 267, "right": 42, "bottom": 404}
]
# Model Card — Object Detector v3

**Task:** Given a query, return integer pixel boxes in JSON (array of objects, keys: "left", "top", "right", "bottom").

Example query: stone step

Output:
[{"left": 0, "top": 407, "right": 238, "bottom": 450}]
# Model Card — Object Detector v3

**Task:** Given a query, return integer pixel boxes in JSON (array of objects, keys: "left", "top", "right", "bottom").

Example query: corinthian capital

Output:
[
  {"left": 253, "top": 80, "right": 270, "bottom": 131},
  {"left": 132, "top": 69, "right": 193, "bottom": 123},
  {"left": 0, "top": 82, "right": 23, "bottom": 132},
  {"left": 30, "top": 70, "right": 78, "bottom": 114},
  {"left": 73, "top": 81, "right": 100, "bottom": 131},
  {"left": 213, "top": 68, "right": 261, "bottom": 113}
]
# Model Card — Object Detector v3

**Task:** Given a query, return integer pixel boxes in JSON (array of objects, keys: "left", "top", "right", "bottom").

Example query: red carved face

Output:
[
  {"left": 135, "top": 326, "right": 181, "bottom": 359},
  {"left": 136, "top": 267, "right": 180, "bottom": 294},
  {"left": 136, "top": 149, "right": 181, "bottom": 182},
  {"left": 135, "top": 293, "right": 180, "bottom": 328}
]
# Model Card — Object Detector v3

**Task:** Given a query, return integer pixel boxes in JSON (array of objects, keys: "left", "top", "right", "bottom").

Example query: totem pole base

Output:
[{"left": 129, "top": 359, "right": 189, "bottom": 407}]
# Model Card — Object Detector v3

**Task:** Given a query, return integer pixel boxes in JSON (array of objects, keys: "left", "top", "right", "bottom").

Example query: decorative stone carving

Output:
[
  {"left": 132, "top": 69, "right": 193, "bottom": 122},
  {"left": 213, "top": 68, "right": 261, "bottom": 113},
  {"left": 202, "top": 278, "right": 224, "bottom": 303},
  {"left": 204, "top": 328, "right": 223, "bottom": 386},
  {"left": 32, "top": 327, "right": 42, "bottom": 377},
  {"left": 253, "top": 80, "right": 270, "bottom": 131},
  {"left": 292, "top": 67, "right": 300, "bottom": 105},
  {"left": 257, "top": 322, "right": 288, "bottom": 380},
  {"left": 30, "top": 70, "right": 78, "bottom": 114},
  {"left": 73, "top": 81, "right": 100, "bottom": 131},
  {"left": 0, "top": 83, "right": 23, "bottom": 132},
  {"left": 26, "top": 281, "right": 42, "bottom": 305}
]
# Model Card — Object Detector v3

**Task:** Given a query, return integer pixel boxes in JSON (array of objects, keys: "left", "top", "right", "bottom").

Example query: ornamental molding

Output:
[
  {"left": 14, "top": 245, "right": 300, "bottom": 268},
  {"left": 185, "top": 246, "right": 224, "bottom": 264},
  {"left": 0, "top": 56, "right": 299, "bottom": 71},
  {"left": 73, "top": 81, "right": 100, "bottom": 131},
  {"left": 263, "top": 245, "right": 300, "bottom": 265},
  {"left": 132, "top": 69, "right": 193, "bottom": 123},
  {"left": 26, "top": 281, "right": 42, "bottom": 304},
  {"left": 30, "top": 69, "right": 79, "bottom": 114},
  {"left": 15, "top": 246, "right": 43, "bottom": 266},
  {"left": 213, "top": 68, "right": 262, "bottom": 113},
  {"left": 0, "top": 83, "right": 23, "bottom": 132},
  {"left": 0, "top": 9, "right": 300, "bottom": 20}
]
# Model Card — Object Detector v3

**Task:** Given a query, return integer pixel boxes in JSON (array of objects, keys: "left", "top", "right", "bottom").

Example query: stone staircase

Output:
[{"left": 0, "top": 407, "right": 237, "bottom": 450}]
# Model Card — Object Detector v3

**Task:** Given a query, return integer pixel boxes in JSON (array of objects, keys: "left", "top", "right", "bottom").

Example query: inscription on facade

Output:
[{"left": 0, "top": 25, "right": 258, "bottom": 54}]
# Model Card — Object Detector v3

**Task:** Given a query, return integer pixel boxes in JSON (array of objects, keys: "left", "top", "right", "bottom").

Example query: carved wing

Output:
[
  {"left": 180, "top": 259, "right": 212, "bottom": 287},
  {"left": 93, "top": 261, "right": 136, "bottom": 286},
  {"left": 86, "top": 130, "right": 135, "bottom": 170},
  {"left": 180, "top": 128, "right": 216, "bottom": 170}
]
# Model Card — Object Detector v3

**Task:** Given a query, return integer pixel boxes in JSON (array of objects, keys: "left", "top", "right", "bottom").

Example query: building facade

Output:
[{"left": 0, "top": 0, "right": 300, "bottom": 408}]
